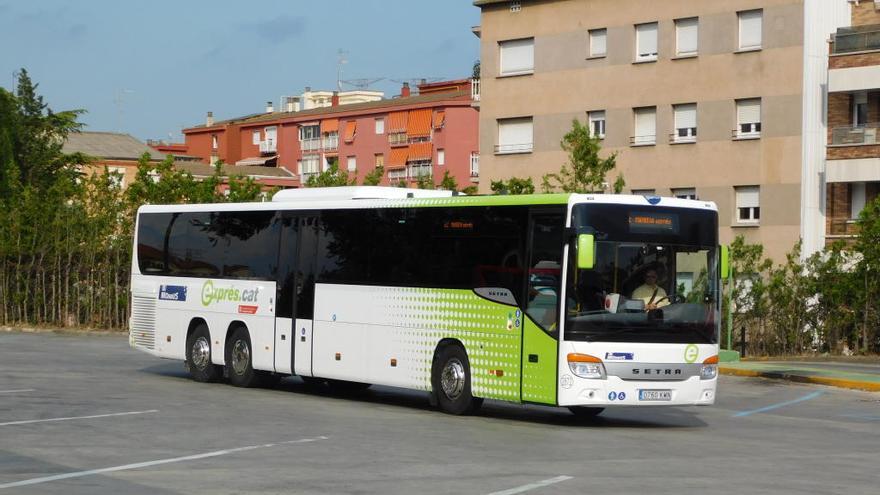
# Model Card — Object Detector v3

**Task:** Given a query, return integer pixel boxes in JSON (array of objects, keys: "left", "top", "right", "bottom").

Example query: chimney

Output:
[
  {"left": 401, "top": 82, "right": 411, "bottom": 98},
  {"left": 331, "top": 91, "right": 339, "bottom": 107},
  {"left": 420, "top": 78, "right": 427, "bottom": 86},
  {"left": 286, "top": 96, "right": 300, "bottom": 112},
  {"left": 266, "top": 101, "right": 274, "bottom": 113},
  {"left": 206, "top": 111, "right": 214, "bottom": 127}
]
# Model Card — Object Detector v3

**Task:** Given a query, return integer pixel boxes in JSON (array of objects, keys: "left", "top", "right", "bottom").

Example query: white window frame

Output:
[
  {"left": 108, "top": 167, "right": 126, "bottom": 189},
  {"left": 437, "top": 149, "right": 445, "bottom": 166},
  {"left": 347, "top": 156, "right": 357, "bottom": 172},
  {"left": 673, "top": 103, "right": 697, "bottom": 143},
  {"left": 470, "top": 152, "right": 480, "bottom": 177},
  {"left": 672, "top": 187, "right": 697, "bottom": 200},
  {"left": 375, "top": 118, "right": 385, "bottom": 134},
  {"left": 589, "top": 28, "right": 607, "bottom": 58},
  {"left": 735, "top": 98, "right": 762, "bottom": 139},
  {"left": 735, "top": 185, "right": 760, "bottom": 224},
  {"left": 211, "top": 134, "right": 218, "bottom": 150},
  {"left": 635, "top": 22, "right": 658, "bottom": 62},
  {"left": 252, "top": 130, "right": 261, "bottom": 145},
  {"left": 632, "top": 107, "right": 656, "bottom": 146},
  {"left": 499, "top": 38, "right": 534, "bottom": 76},
  {"left": 738, "top": 9, "right": 763, "bottom": 51},
  {"left": 588, "top": 110, "right": 606, "bottom": 138},
  {"left": 675, "top": 17, "right": 698, "bottom": 57},
  {"left": 496, "top": 117, "right": 534, "bottom": 154}
]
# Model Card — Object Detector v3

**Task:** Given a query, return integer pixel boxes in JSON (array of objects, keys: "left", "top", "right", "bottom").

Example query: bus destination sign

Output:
[{"left": 628, "top": 212, "right": 679, "bottom": 234}]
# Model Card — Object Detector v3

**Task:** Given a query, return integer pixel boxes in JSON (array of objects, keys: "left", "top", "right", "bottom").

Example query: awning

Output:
[
  {"left": 343, "top": 121, "right": 357, "bottom": 143},
  {"left": 407, "top": 109, "right": 432, "bottom": 137},
  {"left": 388, "top": 147, "right": 408, "bottom": 168},
  {"left": 320, "top": 119, "right": 339, "bottom": 133},
  {"left": 433, "top": 111, "right": 446, "bottom": 129},
  {"left": 388, "top": 111, "right": 408, "bottom": 133},
  {"left": 407, "top": 142, "right": 432, "bottom": 161},
  {"left": 235, "top": 155, "right": 278, "bottom": 167}
]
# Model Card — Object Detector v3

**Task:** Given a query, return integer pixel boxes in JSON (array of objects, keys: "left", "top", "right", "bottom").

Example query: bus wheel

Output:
[
  {"left": 432, "top": 344, "right": 483, "bottom": 415},
  {"left": 226, "top": 327, "right": 261, "bottom": 388},
  {"left": 568, "top": 406, "right": 604, "bottom": 419},
  {"left": 186, "top": 323, "right": 221, "bottom": 383}
]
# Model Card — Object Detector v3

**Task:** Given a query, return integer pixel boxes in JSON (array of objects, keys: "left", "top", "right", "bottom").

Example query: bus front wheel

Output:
[
  {"left": 186, "top": 323, "right": 222, "bottom": 383},
  {"left": 432, "top": 344, "right": 482, "bottom": 415}
]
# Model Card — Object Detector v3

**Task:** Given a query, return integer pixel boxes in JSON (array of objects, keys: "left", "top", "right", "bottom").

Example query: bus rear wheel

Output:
[
  {"left": 226, "top": 327, "right": 263, "bottom": 388},
  {"left": 186, "top": 323, "right": 221, "bottom": 383},
  {"left": 432, "top": 344, "right": 482, "bottom": 415}
]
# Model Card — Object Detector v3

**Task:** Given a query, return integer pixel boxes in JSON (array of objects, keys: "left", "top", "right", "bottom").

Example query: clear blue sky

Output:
[{"left": 0, "top": 0, "right": 480, "bottom": 141}]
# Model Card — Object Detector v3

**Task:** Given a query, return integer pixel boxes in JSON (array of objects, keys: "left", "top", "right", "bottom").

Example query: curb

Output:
[{"left": 720, "top": 366, "right": 880, "bottom": 392}]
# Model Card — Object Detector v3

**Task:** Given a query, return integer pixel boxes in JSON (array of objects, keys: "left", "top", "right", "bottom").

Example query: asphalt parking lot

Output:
[{"left": 1, "top": 331, "right": 879, "bottom": 495}]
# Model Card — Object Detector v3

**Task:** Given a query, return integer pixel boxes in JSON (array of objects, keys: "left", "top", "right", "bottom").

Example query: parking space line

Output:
[
  {"left": 0, "top": 435, "right": 328, "bottom": 490},
  {"left": 733, "top": 391, "right": 824, "bottom": 418},
  {"left": 0, "top": 389, "right": 35, "bottom": 394},
  {"left": 485, "top": 475, "right": 574, "bottom": 495},
  {"left": 0, "top": 409, "right": 158, "bottom": 427}
]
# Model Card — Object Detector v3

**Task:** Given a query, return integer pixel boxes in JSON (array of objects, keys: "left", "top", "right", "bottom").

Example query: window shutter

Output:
[
  {"left": 739, "top": 10, "right": 763, "bottom": 49},
  {"left": 636, "top": 23, "right": 658, "bottom": 58},
  {"left": 590, "top": 29, "right": 607, "bottom": 57},
  {"left": 498, "top": 118, "right": 533, "bottom": 151},
  {"left": 676, "top": 18, "right": 698, "bottom": 55},
  {"left": 500, "top": 38, "right": 534, "bottom": 74},
  {"left": 634, "top": 107, "right": 656, "bottom": 143},
  {"left": 736, "top": 186, "right": 760, "bottom": 208},
  {"left": 674, "top": 104, "right": 697, "bottom": 130},
  {"left": 737, "top": 99, "right": 761, "bottom": 125}
]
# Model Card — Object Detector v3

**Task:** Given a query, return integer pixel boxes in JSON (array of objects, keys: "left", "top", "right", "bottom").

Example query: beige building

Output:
[{"left": 474, "top": 0, "right": 851, "bottom": 260}]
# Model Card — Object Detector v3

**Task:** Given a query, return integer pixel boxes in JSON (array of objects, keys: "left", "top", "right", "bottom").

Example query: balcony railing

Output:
[
  {"left": 494, "top": 143, "right": 533, "bottom": 154},
  {"left": 388, "top": 133, "right": 408, "bottom": 146},
  {"left": 471, "top": 78, "right": 480, "bottom": 101},
  {"left": 301, "top": 138, "right": 321, "bottom": 152},
  {"left": 322, "top": 134, "right": 339, "bottom": 151},
  {"left": 300, "top": 172, "right": 318, "bottom": 183},
  {"left": 407, "top": 162, "right": 433, "bottom": 179},
  {"left": 828, "top": 219, "right": 859, "bottom": 239},
  {"left": 831, "top": 123, "right": 880, "bottom": 146},
  {"left": 832, "top": 26, "right": 880, "bottom": 55},
  {"left": 259, "top": 139, "right": 276, "bottom": 154}
]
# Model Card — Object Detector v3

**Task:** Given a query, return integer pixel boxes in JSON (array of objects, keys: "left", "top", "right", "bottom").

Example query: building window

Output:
[
  {"left": 211, "top": 134, "right": 218, "bottom": 150},
  {"left": 499, "top": 38, "right": 534, "bottom": 76},
  {"left": 589, "top": 29, "right": 607, "bottom": 58},
  {"left": 675, "top": 17, "right": 698, "bottom": 57},
  {"left": 375, "top": 118, "right": 385, "bottom": 134},
  {"left": 854, "top": 91, "right": 868, "bottom": 127},
  {"left": 496, "top": 117, "right": 534, "bottom": 154},
  {"left": 300, "top": 154, "right": 320, "bottom": 178},
  {"left": 510, "top": 0, "right": 521, "bottom": 12},
  {"left": 108, "top": 167, "right": 126, "bottom": 189},
  {"left": 673, "top": 103, "right": 697, "bottom": 143},
  {"left": 632, "top": 189, "right": 656, "bottom": 196},
  {"left": 738, "top": 10, "right": 763, "bottom": 51},
  {"left": 632, "top": 107, "right": 656, "bottom": 145},
  {"left": 588, "top": 110, "right": 606, "bottom": 138},
  {"left": 252, "top": 130, "right": 261, "bottom": 145},
  {"left": 736, "top": 186, "right": 760, "bottom": 223},
  {"left": 735, "top": 98, "right": 762, "bottom": 139},
  {"left": 375, "top": 153, "right": 384, "bottom": 168},
  {"left": 347, "top": 156, "right": 357, "bottom": 172},
  {"left": 851, "top": 182, "right": 867, "bottom": 219},
  {"left": 635, "top": 22, "right": 658, "bottom": 62},
  {"left": 437, "top": 149, "right": 445, "bottom": 166},
  {"left": 470, "top": 152, "right": 480, "bottom": 177},
  {"left": 672, "top": 187, "right": 697, "bottom": 200}
]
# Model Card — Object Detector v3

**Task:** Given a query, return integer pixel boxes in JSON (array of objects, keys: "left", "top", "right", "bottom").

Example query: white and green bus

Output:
[{"left": 130, "top": 186, "right": 726, "bottom": 416}]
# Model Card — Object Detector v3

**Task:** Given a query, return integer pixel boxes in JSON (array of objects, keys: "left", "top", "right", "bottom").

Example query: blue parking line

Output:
[{"left": 733, "top": 391, "right": 825, "bottom": 417}]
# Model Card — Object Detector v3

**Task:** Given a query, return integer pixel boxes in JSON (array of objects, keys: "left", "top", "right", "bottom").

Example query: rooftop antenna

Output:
[
  {"left": 339, "top": 77, "right": 385, "bottom": 90},
  {"left": 336, "top": 49, "right": 348, "bottom": 92}
]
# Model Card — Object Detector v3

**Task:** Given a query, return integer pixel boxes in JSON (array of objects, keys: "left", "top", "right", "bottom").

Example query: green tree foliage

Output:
[
  {"left": 362, "top": 165, "right": 384, "bottom": 186},
  {"left": 461, "top": 185, "right": 478, "bottom": 195},
  {"left": 490, "top": 177, "right": 535, "bottom": 195},
  {"left": 415, "top": 173, "right": 434, "bottom": 190},
  {"left": 542, "top": 118, "right": 619, "bottom": 193},
  {"left": 305, "top": 161, "right": 355, "bottom": 187},
  {"left": 439, "top": 170, "right": 457, "bottom": 191}
]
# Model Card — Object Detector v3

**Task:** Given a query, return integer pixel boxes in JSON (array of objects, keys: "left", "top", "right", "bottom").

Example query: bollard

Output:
[{"left": 740, "top": 326, "right": 747, "bottom": 357}]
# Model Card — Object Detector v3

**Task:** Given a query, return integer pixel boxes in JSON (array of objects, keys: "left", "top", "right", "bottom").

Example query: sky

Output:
[{"left": 0, "top": 0, "right": 480, "bottom": 142}]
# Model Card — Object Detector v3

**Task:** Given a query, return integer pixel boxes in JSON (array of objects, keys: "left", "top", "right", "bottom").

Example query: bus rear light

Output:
[
  {"left": 701, "top": 355, "right": 718, "bottom": 380},
  {"left": 567, "top": 353, "right": 606, "bottom": 379}
]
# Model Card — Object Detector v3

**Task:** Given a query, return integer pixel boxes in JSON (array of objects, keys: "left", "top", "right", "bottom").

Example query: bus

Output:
[{"left": 129, "top": 186, "right": 727, "bottom": 417}]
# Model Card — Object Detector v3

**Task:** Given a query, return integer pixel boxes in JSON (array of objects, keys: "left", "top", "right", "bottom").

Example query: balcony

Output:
[
  {"left": 322, "top": 133, "right": 339, "bottom": 151},
  {"left": 831, "top": 123, "right": 880, "bottom": 146},
  {"left": 827, "top": 219, "right": 860, "bottom": 243},
  {"left": 832, "top": 26, "right": 880, "bottom": 55},
  {"left": 259, "top": 139, "right": 276, "bottom": 154},
  {"left": 471, "top": 78, "right": 480, "bottom": 102},
  {"left": 300, "top": 172, "right": 318, "bottom": 183},
  {"left": 388, "top": 133, "right": 408, "bottom": 147},
  {"left": 301, "top": 138, "right": 321, "bottom": 152}
]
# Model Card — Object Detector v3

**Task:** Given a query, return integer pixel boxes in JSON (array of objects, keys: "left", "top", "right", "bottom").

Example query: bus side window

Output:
[{"left": 296, "top": 216, "right": 319, "bottom": 320}]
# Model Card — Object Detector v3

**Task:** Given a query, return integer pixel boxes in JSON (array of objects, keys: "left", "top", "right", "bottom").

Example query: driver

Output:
[{"left": 632, "top": 269, "right": 669, "bottom": 310}]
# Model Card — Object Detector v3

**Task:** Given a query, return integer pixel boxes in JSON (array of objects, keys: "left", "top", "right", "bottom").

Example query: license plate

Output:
[{"left": 639, "top": 389, "right": 672, "bottom": 401}]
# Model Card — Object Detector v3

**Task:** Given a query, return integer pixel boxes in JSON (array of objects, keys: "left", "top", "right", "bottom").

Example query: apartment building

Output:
[
  {"left": 475, "top": 0, "right": 850, "bottom": 260},
  {"left": 826, "top": 0, "right": 880, "bottom": 245},
  {"left": 182, "top": 80, "right": 479, "bottom": 189}
]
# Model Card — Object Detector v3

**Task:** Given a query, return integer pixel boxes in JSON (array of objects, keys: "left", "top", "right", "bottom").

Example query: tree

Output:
[
  {"left": 305, "top": 161, "right": 355, "bottom": 187},
  {"left": 461, "top": 185, "right": 478, "bottom": 195},
  {"left": 490, "top": 177, "right": 535, "bottom": 195},
  {"left": 362, "top": 165, "right": 384, "bottom": 186},
  {"left": 439, "top": 170, "right": 457, "bottom": 191},
  {"left": 541, "top": 119, "right": 619, "bottom": 193},
  {"left": 415, "top": 173, "right": 434, "bottom": 190},
  {"left": 472, "top": 60, "right": 481, "bottom": 79}
]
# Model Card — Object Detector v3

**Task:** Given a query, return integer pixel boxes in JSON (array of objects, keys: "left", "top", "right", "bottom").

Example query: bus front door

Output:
[{"left": 292, "top": 215, "right": 319, "bottom": 377}]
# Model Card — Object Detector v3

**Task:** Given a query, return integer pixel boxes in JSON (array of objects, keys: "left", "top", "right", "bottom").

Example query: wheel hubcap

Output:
[
  {"left": 440, "top": 358, "right": 466, "bottom": 400},
  {"left": 231, "top": 339, "right": 250, "bottom": 375},
  {"left": 191, "top": 336, "right": 210, "bottom": 369}
]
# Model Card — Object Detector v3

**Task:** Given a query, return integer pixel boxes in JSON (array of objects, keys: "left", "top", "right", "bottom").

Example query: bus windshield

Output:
[{"left": 565, "top": 204, "right": 719, "bottom": 344}]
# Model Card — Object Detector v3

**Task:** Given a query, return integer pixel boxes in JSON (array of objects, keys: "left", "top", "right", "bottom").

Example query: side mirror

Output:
[
  {"left": 720, "top": 244, "right": 730, "bottom": 280},
  {"left": 577, "top": 234, "right": 595, "bottom": 270}
]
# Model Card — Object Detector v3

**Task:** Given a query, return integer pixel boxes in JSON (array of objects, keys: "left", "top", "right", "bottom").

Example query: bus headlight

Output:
[
  {"left": 567, "top": 353, "right": 606, "bottom": 379},
  {"left": 701, "top": 355, "right": 719, "bottom": 380}
]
